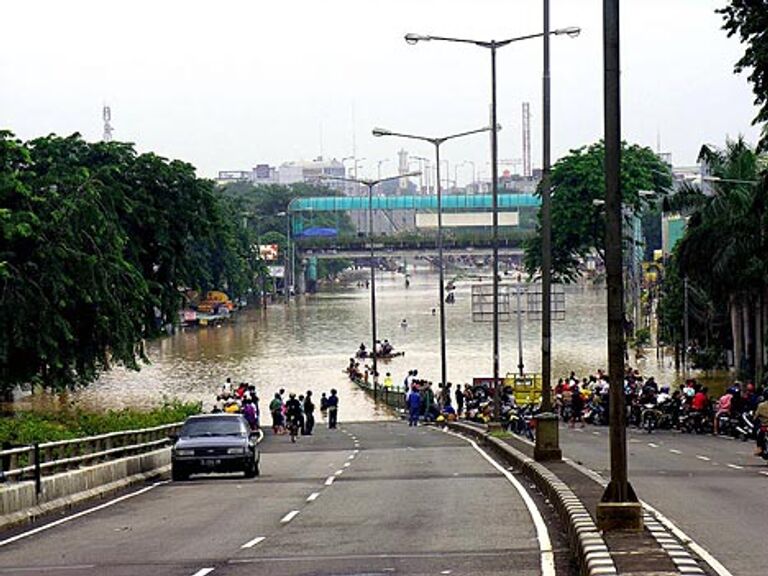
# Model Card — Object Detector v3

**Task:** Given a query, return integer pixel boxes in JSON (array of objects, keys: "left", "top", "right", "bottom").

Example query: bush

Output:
[{"left": 0, "top": 399, "right": 202, "bottom": 446}]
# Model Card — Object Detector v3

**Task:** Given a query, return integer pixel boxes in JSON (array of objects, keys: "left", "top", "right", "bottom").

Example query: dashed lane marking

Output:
[
  {"left": 343, "top": 462, "right": 351, "bottom": 467},
  {"left": 325, "top": 476, "right": 335, "bottom": 486},
  {"left": 669, "top": 449, "right": 682, "bottom": 454},
  {"left": 281, "top": 510, "right": 300, "bottom": 523},
  {"left": 759, "top": 471, "right": 768, "bottom": 477},
  {"left": 307, "top": 492, "right": 320, "bottom": 502},
  {"left": 592, "top": 431, "right": 600, "bottom": 436},
  {"left": 696, "top": 455, "right": 711, "bottom": 461},
  {"left": 241, "top": 536, "right": 266, "bottom": 549},
  {"left": 648, "top": 443, "right": 659, "bottom": 448},
  {"left": 726, "top": 464, "right": 743, "bottom": 470},
  {"left": 334, "top": 469, "right": 344, "bottom": 476},
  {"left": 191, "top": 569, "right": 215, "bottom": 576}
]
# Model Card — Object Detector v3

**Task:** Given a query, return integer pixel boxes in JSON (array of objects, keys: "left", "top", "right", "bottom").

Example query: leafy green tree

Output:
[
  {"left": 524, "top": 141, "right": 672, "bottom": 281},
  {"left": 661, "top": 137, "right": 768, "bottom": 379},
  {"left": 718, "top": 1, "right": 768, "bottom": 151},
  {"left": 0, "top": 131, "right": 260, "bottom": 394}
]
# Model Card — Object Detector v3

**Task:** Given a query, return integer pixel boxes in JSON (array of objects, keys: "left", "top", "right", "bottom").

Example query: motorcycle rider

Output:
[{"left": 753, "top": 396, "right": 768, "bottom": 456}]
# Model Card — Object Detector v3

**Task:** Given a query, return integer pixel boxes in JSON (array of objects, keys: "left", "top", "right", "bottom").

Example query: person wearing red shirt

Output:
[{"left": 691, "top": 387, "right": 709, "bottom": 411}]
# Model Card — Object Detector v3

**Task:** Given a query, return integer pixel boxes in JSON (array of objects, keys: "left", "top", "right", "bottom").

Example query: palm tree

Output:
[{"left": 670, "top": 137, "right": 767, "bottom": 380}]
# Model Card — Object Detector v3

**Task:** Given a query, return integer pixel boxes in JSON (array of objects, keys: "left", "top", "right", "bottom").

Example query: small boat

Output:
[{"left": 355, "top": 351, "right": 405, "bottom": 360}]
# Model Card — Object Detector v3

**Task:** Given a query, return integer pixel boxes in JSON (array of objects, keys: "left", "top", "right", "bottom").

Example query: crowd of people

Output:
[
  {"left": 552, "top": 368, "right": 768, "bottom": 457},
  {"left": 211, "top": 378, "right": 340, "bottom": 438}
]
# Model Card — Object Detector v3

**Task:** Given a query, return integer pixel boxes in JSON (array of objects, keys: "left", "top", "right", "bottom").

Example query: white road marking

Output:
[
  {"left": 347, "top": 454, "right": 355, "bottom": 460},
  {"left": 325, "top": 476, "right": 335, "bottom": 486},
  {"left": 759, "top": 471, "right": 768, "bottom": 477},
  {"left": 307, "top": 492, "right": 320, "bottom": 502},
  {"left": 642, "top": 501, "right": 734, "bottom": 576},
  {"left": 191, "top": 569, "right": 215, "bottom": 576},
  {"left": 334, "top": 469, "right": 344, "bottom": 476},
  {"left": 648, "top": 443, "right": 659, "bottom": 448},
  {"left": 281, "top": 510, "right": 300, "bottom": 523},
  {"left": 592, "top": 431, "right": 601, "bottom": 436},
  {"left": 443, "top": 430, "right": 555, "bottom": 576},
  {"left": 726, "top": 464, "right": 743, "bottom": 470},
  {"left": 241, "top": 536, "right": 266, "bottom": 549},
  {"left": 669, "top": 449, "right": 682, "bottom": 455},
  {"left": 354, "top": 449, "right": 360, "bottom": 454},
  {"left": 0, "top": 480, "right": 168, "bottom": 548},
  {"left": 343, "top": 462, "right": 351, "bottom": 468},
  {"left": 696, "top": 455, "right": 710, "bottom": 461},
  {"left": 566, "top": 454, "right": 733, "bottom": 576}
]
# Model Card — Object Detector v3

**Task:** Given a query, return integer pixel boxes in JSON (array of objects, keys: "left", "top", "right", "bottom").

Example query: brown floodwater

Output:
[{"left": 14, "top": 269, "right": 732, "bottom": 418}]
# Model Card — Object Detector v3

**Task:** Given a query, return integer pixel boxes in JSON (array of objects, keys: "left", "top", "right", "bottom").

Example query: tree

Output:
[
  {"left": 661, "top": 137, "right": 768, "bottom": 379},
  {"left": 718, "top": 1, "right": 768, "bottom": 151},
  {"left": 0, "top": 131, "right": 260, "bottom": 394},
  {"left": 524, "top": 141, "right": 672, "bottom": 281}
]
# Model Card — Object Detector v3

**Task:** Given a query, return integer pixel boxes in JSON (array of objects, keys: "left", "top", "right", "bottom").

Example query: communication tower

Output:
[
  {"left": 398, "top": 149, "right": 409, "bottom": 191},
  {"left": 102, "top": 105, "right": 114, "bottom": 142},
  {"left": 522, "top": 102, "right": 531, "bottom": 177}
]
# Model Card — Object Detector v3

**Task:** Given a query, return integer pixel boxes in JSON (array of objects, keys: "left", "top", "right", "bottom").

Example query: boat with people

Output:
[{"left": 354, "top": 339, "right": 404, "bottom": 360}]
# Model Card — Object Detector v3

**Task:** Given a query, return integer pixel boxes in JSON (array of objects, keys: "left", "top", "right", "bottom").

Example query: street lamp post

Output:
[
  {"left": 373, "top": 126, "right": 493, "bottom": 389},
  {"left": 321, "top": 171, "right": 420, "bottom": 400},
  {"left": 404, "top": 24, "right": 580, "bottom": 420},
  {"left": 276, "top": 211, "right": 290, "bottom": 301},
  {"left": 596, "top": 0, "right": 643, "bottom": 531}
]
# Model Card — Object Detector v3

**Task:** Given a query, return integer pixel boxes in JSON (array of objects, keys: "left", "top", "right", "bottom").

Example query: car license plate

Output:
[{"left": 201, "top": 459, "right": 219, "bottom": 467}]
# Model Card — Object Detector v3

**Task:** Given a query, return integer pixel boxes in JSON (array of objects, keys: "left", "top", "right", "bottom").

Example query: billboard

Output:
[
  {"left": 259, "top": 244, "right": 279, "bottom": 261},
  {"left": 416, "top": 211, "right": 519, "bottom": 228}
]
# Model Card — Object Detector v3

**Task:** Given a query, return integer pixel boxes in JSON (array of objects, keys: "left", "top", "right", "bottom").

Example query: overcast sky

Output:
[{"left": 1, "top": 0, "right": 761, "bottom": 184}]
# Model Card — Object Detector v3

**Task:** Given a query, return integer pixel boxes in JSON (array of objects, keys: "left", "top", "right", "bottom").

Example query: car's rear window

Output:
[{"left": 181, "top": 418, "right": 246, "bottom": 437}]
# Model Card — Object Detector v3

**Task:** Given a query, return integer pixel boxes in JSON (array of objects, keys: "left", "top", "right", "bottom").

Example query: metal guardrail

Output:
[
  {"left": 0, "top": 422, "right": 183, "bottom": 490},
  {"left": 354, "top": 379, "right": 407, "bottom": 411}
]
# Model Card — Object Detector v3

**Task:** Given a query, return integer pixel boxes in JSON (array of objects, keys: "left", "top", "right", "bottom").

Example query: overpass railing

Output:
[{"left": 0, "top": 422, "right": 183, "bottom": 486}]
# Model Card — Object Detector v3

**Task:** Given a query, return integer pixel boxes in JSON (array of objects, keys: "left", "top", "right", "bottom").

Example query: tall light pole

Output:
[
  {"left": 377, "top": 159, "right": 390, "bottom": 180},
  {"left": 373, "top": 126, "right": 492, "bottom": 389},
  {"left": 596, "top": 0, "right": 642, "bottom": 531},
  {"left": 404, "top": 25, "right": 580, "bottom": 419},
  {"left": 277, "top": 211, "right": 290, "bottom": 301},
  {"left": 321, "top": 172, "right": 420, "bottom": 400}
]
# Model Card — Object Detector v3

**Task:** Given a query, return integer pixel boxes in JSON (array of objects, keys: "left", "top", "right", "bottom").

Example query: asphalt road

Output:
[
  {"left": 559, "top": 422, "right": 767, "bottom": 576},
  {"left": 0, "top": 422, "right": 570, "bottom": 576}
]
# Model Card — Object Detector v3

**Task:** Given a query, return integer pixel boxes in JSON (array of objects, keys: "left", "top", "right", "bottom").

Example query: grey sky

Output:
[{"left": 1, "top": 0, "right": 761, "bottom": 184}]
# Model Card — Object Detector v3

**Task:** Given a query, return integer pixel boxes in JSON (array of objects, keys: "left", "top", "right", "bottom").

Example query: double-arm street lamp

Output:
[
  {"left": 321, "top": 172, "right": 420, "bottom": 399},
  {"left": 404, "top": 25, "right": 580, "bottom": 420},
  {"left": 373, "top": 126, "right": 493, "bottom": 389}
]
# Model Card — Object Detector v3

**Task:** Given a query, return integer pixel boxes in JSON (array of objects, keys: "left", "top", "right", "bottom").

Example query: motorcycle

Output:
[{"left": 735, "top": 410, "right": 756, "bottom": 441}]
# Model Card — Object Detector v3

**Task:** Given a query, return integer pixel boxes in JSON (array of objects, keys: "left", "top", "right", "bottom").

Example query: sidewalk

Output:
[{"left": 448, "top": 421, "right": 712, "bottom": 576}]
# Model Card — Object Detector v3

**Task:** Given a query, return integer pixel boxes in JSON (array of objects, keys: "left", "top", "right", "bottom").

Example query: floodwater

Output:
[{"left": 37, "top": 269, "right": 723, "bottom": 419}]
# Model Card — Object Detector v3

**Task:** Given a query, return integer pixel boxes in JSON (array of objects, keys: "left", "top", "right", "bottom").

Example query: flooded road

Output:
[{"left": 63, "top": 269, "right": 716, "bottom": 419}]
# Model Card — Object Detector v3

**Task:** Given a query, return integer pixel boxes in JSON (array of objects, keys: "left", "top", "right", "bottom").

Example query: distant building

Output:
[
  {"left": 215, "top": 157, "right": 345, "bottom": 189},
  {"left": 278, "top": 157, "right": 345, "bottom": 190},
  {"left": 216, "top": 170, "right": 252, "bottom": 185}
]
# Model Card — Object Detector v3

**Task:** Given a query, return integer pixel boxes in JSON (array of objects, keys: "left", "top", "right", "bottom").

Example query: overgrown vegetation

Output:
[{"left": 0, "top": 400, "right": 201, "bottom": 446}]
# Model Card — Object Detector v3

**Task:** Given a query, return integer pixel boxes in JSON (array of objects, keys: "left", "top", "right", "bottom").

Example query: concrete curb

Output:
[{"left": 447, "top": 422, "right": 618, "bottom": 576}]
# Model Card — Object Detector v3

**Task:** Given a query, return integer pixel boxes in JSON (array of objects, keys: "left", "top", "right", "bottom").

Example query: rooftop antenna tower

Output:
[
  {"left": 522, "top": 102, "right": 531, "bottom": 177},
  {"left": 102, "top": 105, "right": 113, "bottom": 142}
]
